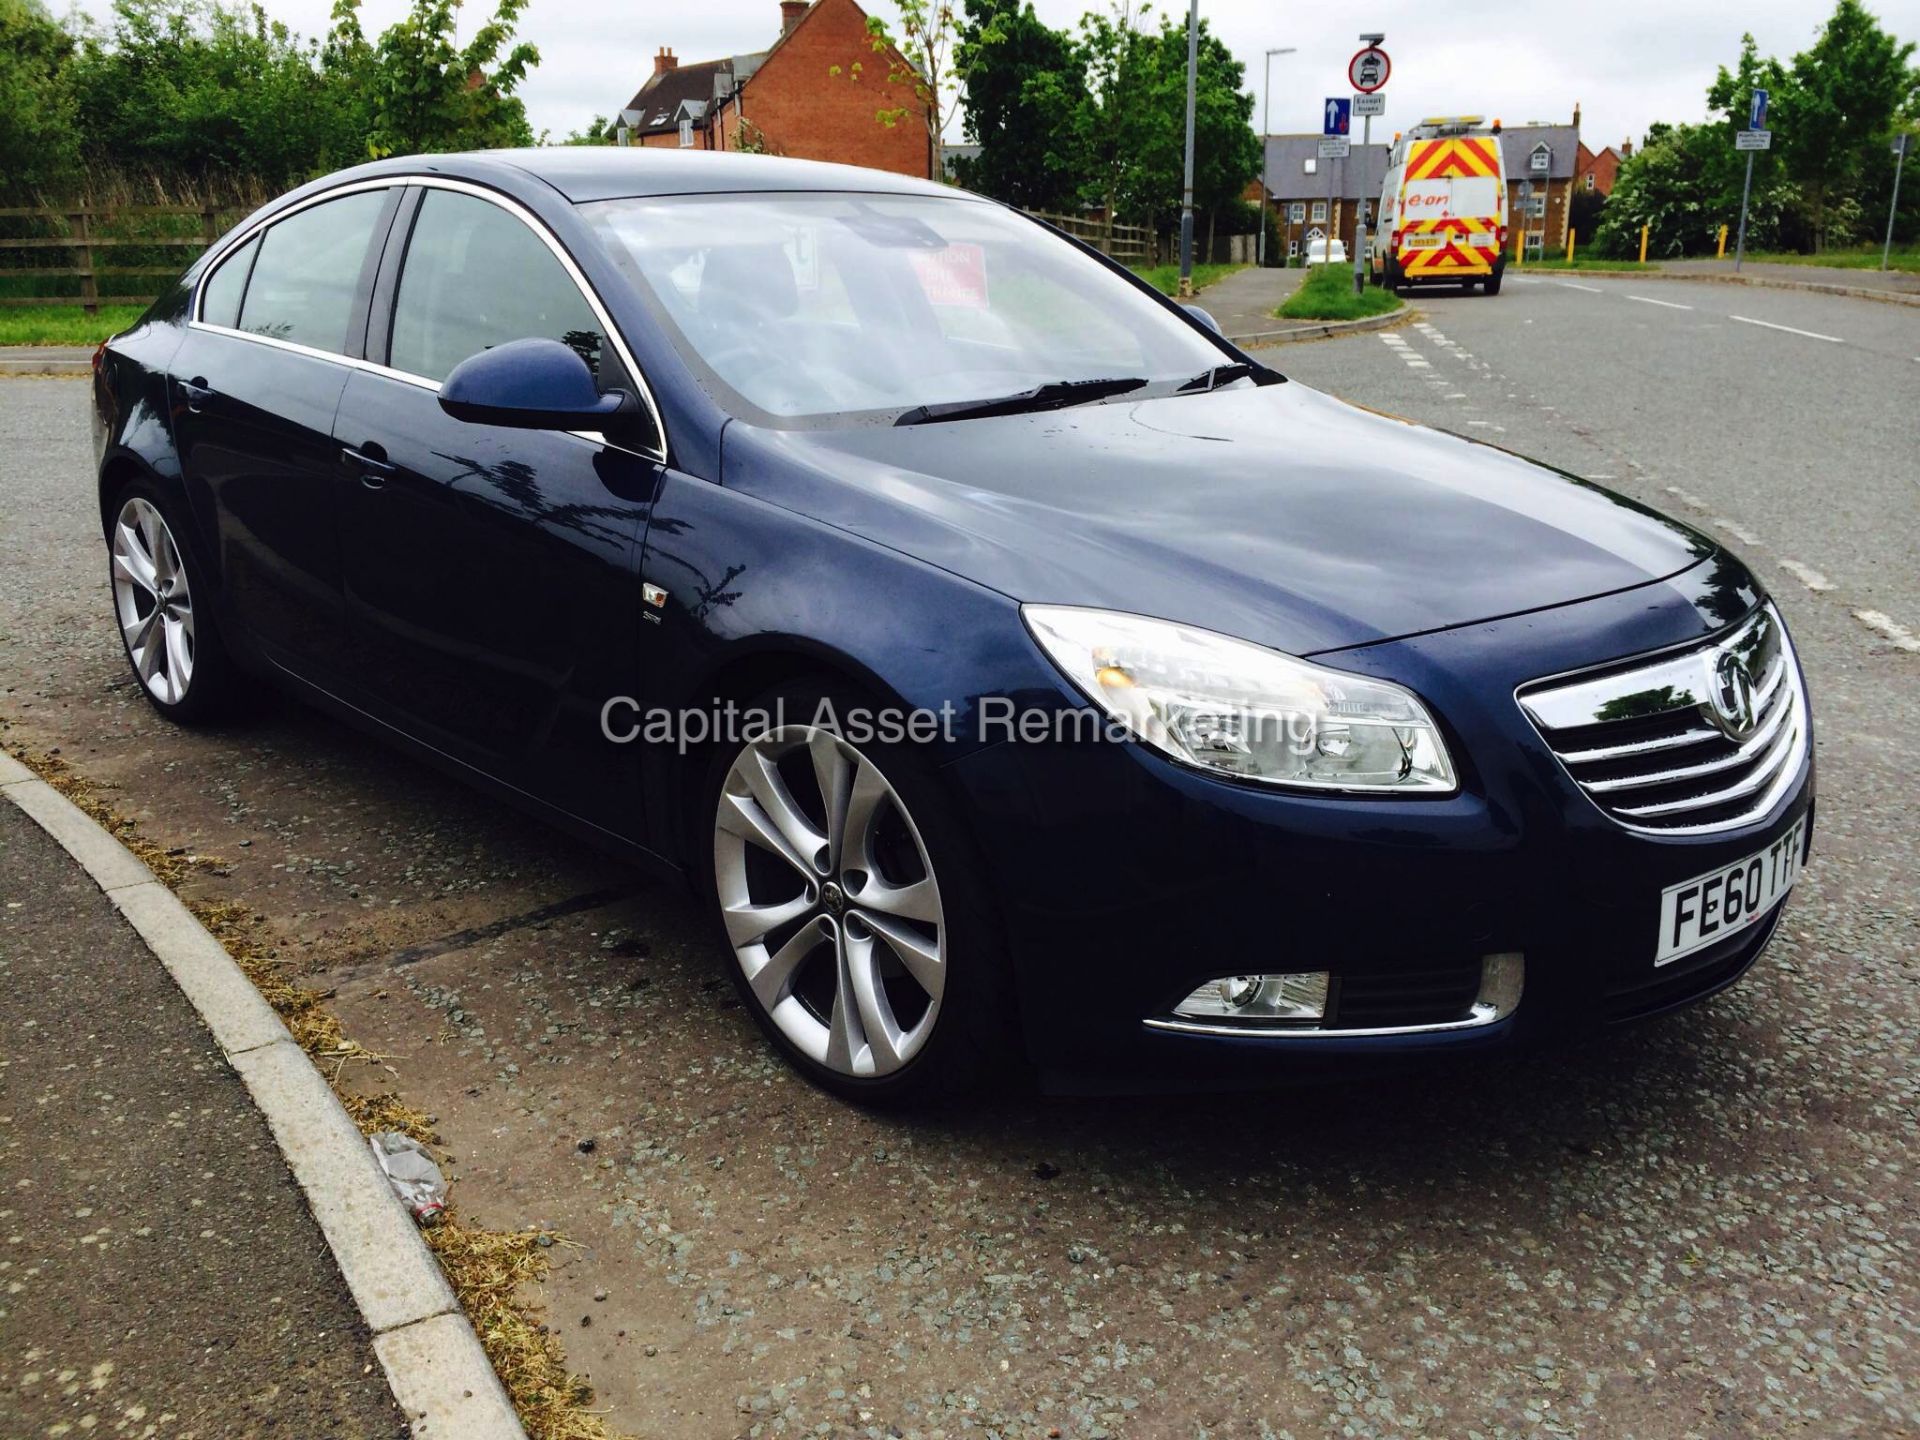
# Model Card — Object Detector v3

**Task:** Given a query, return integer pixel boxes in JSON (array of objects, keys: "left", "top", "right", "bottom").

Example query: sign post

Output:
[
  {"left": 1886, "top": 132, "right": 1911, "bottom": 272},
  {"left": 1733, "top": 87, "right": 1770, "bottom": 272},
  {"left": 1177, "top": 0, "right": 1199, "bottom": 296},
  {"left": 1321, "top": 97, "right": 1351, "bottom": 269},
  {"left": 1348, "top": 38, "right": 1388, "bottom": 296}
]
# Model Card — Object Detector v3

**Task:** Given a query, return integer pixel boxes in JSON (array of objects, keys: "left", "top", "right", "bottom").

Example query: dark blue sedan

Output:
[{"left": 90, "top": 148, "right": 1813, "bottom": 1100}]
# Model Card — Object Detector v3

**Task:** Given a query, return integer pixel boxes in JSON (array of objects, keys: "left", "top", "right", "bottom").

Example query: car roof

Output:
[{"left": 351, "top": 148, "right": 967, "bottom": 205}]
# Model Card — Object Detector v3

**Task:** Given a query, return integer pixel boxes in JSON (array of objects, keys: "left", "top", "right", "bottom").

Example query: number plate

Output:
[
  {"left": 1402, "top": 233, "right": 1445, "bottom": 249},
  {"left": 1655, "top": 818, "right": 1804, "bottom": 966}
]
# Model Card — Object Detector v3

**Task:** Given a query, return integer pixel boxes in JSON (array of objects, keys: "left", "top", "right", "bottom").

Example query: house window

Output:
[
  {"left": 1289, "top": 202, "right": 1305, "bottom": 223},
  {"left": 678, "top": 118, "right": 694, "bottom": 148},
  {"left": 1311, "top": 201, "right": 1327, "bottom": 223},
  {"left": 1530, "top": 143, "right": 1550, "bottom": 174},
  {"left": 1304, "top": 158, "right": 1317, "bottom": 175},
  {"left": 1585, "top": 172, "right": 1596, "bottom": 191},
  {"left": 1288, "top": 238, "right": 1300, "bottom": 257},
  {"left": 1527, "top": 194, "right": 1547, "bottom": 219}
]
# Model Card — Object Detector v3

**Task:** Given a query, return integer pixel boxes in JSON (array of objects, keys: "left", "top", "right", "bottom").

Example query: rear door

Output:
[
  {"left": 332, "top": 183, "right": 665, "bottom": 834},
  {"left": 170, "top": 185, "right": 399, "bottom": 677}
]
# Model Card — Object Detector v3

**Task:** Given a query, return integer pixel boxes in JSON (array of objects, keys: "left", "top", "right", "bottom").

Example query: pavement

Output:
[
  {"left": 0, "top": 799, "right": 404, "bottom": 1439},
  {"left": 1188, "top": 263, "right": 1311, "bottom": 342},
  {"left": 2, "top": 272, "right": 1917, "bottom": 1439},
  {"left": 1657, "top": 256, "right": 1920, "bottom": 297},
  {"left": 0, "top": 346, "right": 92, "bottom": 376}
]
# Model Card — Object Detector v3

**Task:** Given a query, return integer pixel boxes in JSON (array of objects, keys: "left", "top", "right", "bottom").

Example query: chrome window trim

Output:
[
  {"left": 1143, "top": 954, "right": 1524, "bottom": 1040},
  {"left": 187, "top": 174, "right": 669, "bottom": 465}
]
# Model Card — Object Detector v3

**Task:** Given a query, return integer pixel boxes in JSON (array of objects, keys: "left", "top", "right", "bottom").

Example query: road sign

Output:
[
  {"left": 1895, "top": 133, "right": 1912, "bottom": 158},
  {"left": 1349, "top": 46, "right": 1390, "bottom": 93},
  {"left": 1748, "top": 88, "right": 1769, "bottom": 130},
  {"left": 1736, "top": 129, "right": 1772, "bottom": 152},
  {"left": 1352, "top": 93, "right": 1386, "bottom": 118},
  {"left": 1319, "top": 137, "right": 1352, "bottom": 160},
  {"left": 1323, "top": 97, "right": 1351, "bottom": 136}
]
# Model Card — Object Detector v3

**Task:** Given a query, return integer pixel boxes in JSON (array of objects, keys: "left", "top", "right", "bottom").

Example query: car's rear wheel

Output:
[
  {"left": 108, "top": 480, "right": 242, "bottom": 722},
  {"left": 705, "top": 681, "right": 1012, "bottom": 1103}
]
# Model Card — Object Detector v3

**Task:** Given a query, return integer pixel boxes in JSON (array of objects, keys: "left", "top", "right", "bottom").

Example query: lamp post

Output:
[
  {"left": 1259, "top": 46, "right": 1297, "bottom": 268},
  {"left": 1177, "top": 0, "right": 1200, "bottom": 296}
]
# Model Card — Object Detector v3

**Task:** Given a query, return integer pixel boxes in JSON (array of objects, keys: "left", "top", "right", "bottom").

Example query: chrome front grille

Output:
[{"left": 1518, "top": 605, "right": 1809, "bottom": 836}]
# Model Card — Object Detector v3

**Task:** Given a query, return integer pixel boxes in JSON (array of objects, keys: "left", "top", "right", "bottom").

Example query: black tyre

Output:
[
  {"left": 700, "top": 678, "right": 1017, "bottom": 1104},
  {"left": 104, "top": 477, "right": 245, "bottom": 723},
  {"left": 1484, "top": 262, "right": 1505, "bottom": 296}
]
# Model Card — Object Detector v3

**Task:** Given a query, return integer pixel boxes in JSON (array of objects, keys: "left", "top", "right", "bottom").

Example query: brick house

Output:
[
  {"left": 619, "top": 0, "right": 931, "bottom": 179},
  {"left": 1259, "top": 136, "right": 1392, "bottom": 261},
  {"left": 1500, "top": 119, "right": 1578, "bottom": 255},
  {"left": 1576, "top": 139, "right": 1629, "bottom": 198}
]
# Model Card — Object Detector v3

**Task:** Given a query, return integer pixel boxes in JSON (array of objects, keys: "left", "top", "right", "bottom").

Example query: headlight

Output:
[{"left": 1022, "top": 605, "right": 1457, "bottom": 793}]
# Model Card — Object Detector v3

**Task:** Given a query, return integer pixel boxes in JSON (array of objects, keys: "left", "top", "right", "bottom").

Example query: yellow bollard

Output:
[
  {"left": 1717, "top": 224, "right": 1728, "bottom": 258},
  {"left": 1566, "top": 227, "right": 1576, "bottom": 264},
  {"left": 1639, "top": 224, "right": 1649, "bottom": 264}
]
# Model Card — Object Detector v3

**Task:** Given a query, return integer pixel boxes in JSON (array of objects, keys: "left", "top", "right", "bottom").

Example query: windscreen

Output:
[{"left": 582, "top": 191, "right": 1225, "bottom": 424}]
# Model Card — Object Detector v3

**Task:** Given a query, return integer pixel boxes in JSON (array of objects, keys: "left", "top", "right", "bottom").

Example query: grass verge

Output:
[
  {"left": 1735, "top": 247, "right": 1920, "bottom": 273},
  {"left": 0, "top": 304, "right": 148, "bottom": 347},
  {"left": 1276, "top": 264, "right": 1403, "bottom": 321},
  {"left": 1131, "top": 261, "right": 1246, "bottom": 296},
  {"left": 3, "top": 738, "right": 621, "bottom": 1440},
  {"left": 1518, "top": 258, "right": 1661, "bottom": 272}
]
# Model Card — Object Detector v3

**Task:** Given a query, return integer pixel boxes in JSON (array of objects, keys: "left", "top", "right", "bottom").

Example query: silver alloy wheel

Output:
[
  {"left": 111, "top": 496, "right": 194, "bottom": 706},
  {"left": 714, "top": 725, "right": 945, "bottom": 1078}
]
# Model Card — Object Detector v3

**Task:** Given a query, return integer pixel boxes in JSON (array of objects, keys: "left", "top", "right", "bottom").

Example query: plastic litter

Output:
[{"left": 368, "top": 1132, "right": 448, "bottom": 1222}]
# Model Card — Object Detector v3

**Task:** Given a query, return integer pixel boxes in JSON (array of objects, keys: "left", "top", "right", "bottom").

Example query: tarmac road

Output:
[{"left": 1, "top": 275, "right": 1916, "bottom": 1440}]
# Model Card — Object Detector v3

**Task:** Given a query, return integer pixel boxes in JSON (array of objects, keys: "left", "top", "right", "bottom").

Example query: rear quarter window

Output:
[{"left": 198, "top": 234, "right": 259, "bottom": 329}]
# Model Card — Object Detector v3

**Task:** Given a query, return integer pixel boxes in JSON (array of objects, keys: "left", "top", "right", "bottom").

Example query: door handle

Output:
[
  {"left": 178, "top": 376, "right": 214, "bottom": 412},
  {"left": 342, "top": 443, "right": 397, "bottom": 489}
]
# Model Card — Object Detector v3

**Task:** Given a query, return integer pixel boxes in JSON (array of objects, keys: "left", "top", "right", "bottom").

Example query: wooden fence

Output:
[
  {"left": 0, "top": 204, "right": 233, "bottom": 312},
  {"left": 1026, "top": 210, "right": 1159, "bottom": 266}
]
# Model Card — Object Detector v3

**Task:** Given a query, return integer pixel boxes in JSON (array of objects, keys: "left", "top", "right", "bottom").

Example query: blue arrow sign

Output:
[
  {"left": 1749, "top": 88, "right": 1769, "bottom": 130},
  {"left": 1323, "top": 98, "right": 1351, "bottom": 136}
]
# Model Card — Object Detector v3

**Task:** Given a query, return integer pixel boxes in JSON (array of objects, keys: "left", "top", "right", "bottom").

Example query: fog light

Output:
[{"left": 1174, "top": 971, "right": 1330, "bottom": 1023}]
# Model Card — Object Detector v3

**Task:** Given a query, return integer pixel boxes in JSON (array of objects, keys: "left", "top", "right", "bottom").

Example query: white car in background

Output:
[{"left": 1305, "top": 238, "right": 1349, "bottom": 265}]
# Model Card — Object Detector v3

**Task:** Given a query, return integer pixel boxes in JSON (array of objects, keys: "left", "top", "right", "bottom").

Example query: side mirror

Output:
[
  {"left": 1180, "top": 304, "right": 1222, "bottom": 335},
  {"left": 439, "top": 337, "right": 635, "bottom": 430}
]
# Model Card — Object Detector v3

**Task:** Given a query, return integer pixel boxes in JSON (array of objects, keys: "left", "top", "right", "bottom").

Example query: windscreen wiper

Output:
[
  {"left": 1175, "top": 361, "right": 1261, "bottom": 392},
  {"left": 893, "top": 376, "right": 1148, "bottom": 426}
]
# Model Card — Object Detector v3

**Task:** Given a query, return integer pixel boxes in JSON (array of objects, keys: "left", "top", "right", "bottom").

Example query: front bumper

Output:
[{"left": 942, "top": 567, "right": 1814, "bottom": 1090}]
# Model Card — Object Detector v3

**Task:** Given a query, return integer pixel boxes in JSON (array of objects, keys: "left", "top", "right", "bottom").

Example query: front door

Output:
[{"left": 334, "top": 185, "right": 666, "bottom": 835}]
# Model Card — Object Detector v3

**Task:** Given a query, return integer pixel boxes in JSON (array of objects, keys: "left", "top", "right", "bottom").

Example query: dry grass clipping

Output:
[{"left": 6, "top": 741, "right": 622, "bottom": 1440}]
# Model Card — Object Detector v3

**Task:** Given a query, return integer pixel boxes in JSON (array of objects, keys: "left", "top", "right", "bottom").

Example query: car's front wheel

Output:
[
  {"left": 705, "top": 683, "right": 1011, "bottom": 1103},
  {"left": 107, "top": 480, "right": 242, "bottom": 722}
]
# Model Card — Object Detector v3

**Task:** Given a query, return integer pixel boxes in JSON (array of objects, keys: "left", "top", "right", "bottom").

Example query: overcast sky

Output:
[{"left": 71, "top": 0, "right": 1920, "bottom": 152}]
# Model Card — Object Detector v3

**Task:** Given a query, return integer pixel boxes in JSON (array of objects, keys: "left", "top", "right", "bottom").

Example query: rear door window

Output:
[{"left": 237, "top": 189, "right": 390, "bottom": 354}]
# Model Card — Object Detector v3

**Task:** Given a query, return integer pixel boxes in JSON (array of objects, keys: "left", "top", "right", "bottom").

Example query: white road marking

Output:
[
  {"left": 1445, "top": 392, "right": 1468, "bottom": 399},
  {"left": 1713, "top": 517, "right": 1764, "bottom": 546},
  {"left": 1778, "top": 560, "right": 1835, "bottom": 593},
  {"left": 1853, "top": 609, "right": 1920, "bottom": 653},
  {"left": 1558, "top": 281, "right": 1604, "bottom": 292},
  {"left": 1732, "top": 315, "right": 1843, "bottom": 343},
  {"left": 1663, "top": 484, "right": 1711, "bottom": 510},
  {"left": 1629, "top": 294, "right": 1693, "bottom": 310},
  {"left": 1466, "top": 419, "right": 1493, "bottom": 427},
  {"left": 1404, "top": 359, "right": 1431, "bottom": 368}
]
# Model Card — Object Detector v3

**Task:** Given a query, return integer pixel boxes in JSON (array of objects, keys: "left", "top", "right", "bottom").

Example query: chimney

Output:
[
  {"left": 1572, "top": 100, "right": 1581, "bottom": 132},
  {"left": 1621, "top": 137, "right": 1633, "bottom": 158},
  {"left": 654, "top": 46, "right": 677, "bottom": 76},
  {"left": 780, "top": 0, "right": 809, "bottom": 35}
]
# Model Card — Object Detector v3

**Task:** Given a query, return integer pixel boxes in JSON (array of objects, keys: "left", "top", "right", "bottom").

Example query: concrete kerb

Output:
[
  {"left": 0, "top": 746, "right": 526, "bottom": 1440},
  {"left": 1234, "top": 306, "right": 1417, "bottom": 348},
  {"left": 1511, "top": 268, "right": 1920, "bottom": 307}
]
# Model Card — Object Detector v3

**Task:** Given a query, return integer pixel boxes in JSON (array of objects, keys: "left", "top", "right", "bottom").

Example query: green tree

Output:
[
  {"left": 325, "top": 0, "right": 539, "bottom": 159},
  {"left": 1775, "top": 0, "right": 1918, "bottom": 248},
  {"left": 0, "top": 0, "right": 79, "bottom": 198},
  {"left": 954, "top": 0, "right": 1081, "bottom": 208},
  {"left": 1112, "top": 12, "right": 1260, "bottom": 250},
  {"left": 842, "top": 0, "right": 1005, "bottom": 180},
  {"left": 63, "top": 0, "right": 362, "bottom": 189},
  {"left": 1072, "top": 0, "right": 1151, "bottom": 228}
]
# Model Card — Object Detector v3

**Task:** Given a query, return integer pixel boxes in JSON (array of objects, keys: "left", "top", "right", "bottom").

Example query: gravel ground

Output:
[{"left": 1, "top": 288, "right": 1916, "bottom": 1440}]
